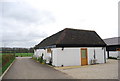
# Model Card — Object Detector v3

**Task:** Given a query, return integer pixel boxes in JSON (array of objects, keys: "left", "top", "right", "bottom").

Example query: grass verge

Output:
[{"left": 2, "top": 58, "right": 15, "bottom": 74}]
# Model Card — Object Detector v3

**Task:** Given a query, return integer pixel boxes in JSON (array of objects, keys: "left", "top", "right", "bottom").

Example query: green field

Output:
[
  {"left": 15, "top": 53, "right": 33, "bottom": 57},
  {"left": 0, "top": 53, "right": 34, "bottom": 57}
]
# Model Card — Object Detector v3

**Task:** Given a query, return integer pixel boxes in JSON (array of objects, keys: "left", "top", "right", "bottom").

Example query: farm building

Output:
[
  {"left": 104, "top": 37, "right": 120, "bottom": 59},
  {"left": 34, "top": 28, "right": 107, "bottom": 66}
]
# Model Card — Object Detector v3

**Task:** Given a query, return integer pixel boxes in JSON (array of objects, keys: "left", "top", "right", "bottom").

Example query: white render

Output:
[
  {"left": 52, "top": 48, "right": 80, "bottom": 66},
  {"left": 34, "top": 47, "right": 106, "bottom": 66},
  {"left": 106, "top": 51, "right": 108, "bottom": 59},
  {"left": 109, "top": 51, "right": 119, "bottom": 58}
]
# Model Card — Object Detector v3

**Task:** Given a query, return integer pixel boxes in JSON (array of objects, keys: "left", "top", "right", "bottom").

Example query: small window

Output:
[{"left": 81, "top": 49, "right": 87, "bottom": 58}]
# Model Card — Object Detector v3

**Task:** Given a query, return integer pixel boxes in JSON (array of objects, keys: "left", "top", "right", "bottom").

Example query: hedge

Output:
[{"left": 1, "top": 53, "right": 15, "bottom": 74}]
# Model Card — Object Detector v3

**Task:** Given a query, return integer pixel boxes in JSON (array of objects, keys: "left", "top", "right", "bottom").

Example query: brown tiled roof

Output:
[{"left": 34, "top": 28, "right": 106, "bottom": 49}]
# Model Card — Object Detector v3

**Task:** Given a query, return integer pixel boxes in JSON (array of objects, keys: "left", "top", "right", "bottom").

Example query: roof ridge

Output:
[
  {"left": 104, "top": 37, "right": 120, "bottom": 40},
  {"left": 64, "top": 28, "right": 95, "bottom": 32}
]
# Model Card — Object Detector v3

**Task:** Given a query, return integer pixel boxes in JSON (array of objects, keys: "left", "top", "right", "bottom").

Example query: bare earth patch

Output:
[{"left": 55, "top": 59, "right": 118, "bottom": 79}]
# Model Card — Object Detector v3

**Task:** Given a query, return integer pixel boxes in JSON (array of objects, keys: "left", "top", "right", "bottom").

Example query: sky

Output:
[{"left": 0, "top": 0, "right": 119, "bottom": 48}]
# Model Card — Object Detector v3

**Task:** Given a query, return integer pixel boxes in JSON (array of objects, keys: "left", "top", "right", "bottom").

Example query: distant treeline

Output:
[{"left": 1, "top": 47, "right": 34, "bottom": 53}]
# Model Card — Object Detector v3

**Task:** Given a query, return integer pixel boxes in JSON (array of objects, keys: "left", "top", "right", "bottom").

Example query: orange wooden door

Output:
[{"left": 81, "top": 48, "right": 88, "bottom": 66}]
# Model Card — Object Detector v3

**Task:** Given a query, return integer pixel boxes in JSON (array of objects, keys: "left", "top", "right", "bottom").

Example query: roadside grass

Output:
[
  {"left": 2, "top": 58, "right": 15, "bottom": 74},
  {"left": 0, "top": 53, "right": 15, "bottom": 76},
  {"left": 0, "top": 53, "right": 33, "bottom": 76}
]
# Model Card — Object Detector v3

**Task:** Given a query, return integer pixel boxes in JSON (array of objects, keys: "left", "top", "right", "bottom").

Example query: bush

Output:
[
  {"left": 33, "top": 54, "right": 46, "bottom": 64},
  {"left": 42, "top": 60, "right": 46, "bottom": 64},
  {"left": 32, "top": 57, "right": 37, "bottom": 60},
  {"left": 39, "top": 54, "right": 44, "bottom": 63},
  {"left": 39, "top": 56, "right": 43, "bottom": 63}
]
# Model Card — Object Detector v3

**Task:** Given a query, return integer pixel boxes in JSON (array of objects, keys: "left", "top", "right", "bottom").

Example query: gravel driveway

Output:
[
  {"left": 55, "top": 59, "right": 118, "bottom": 79},
  {"left": 3, "top": 57, "right": 73, "bottom": 79}
]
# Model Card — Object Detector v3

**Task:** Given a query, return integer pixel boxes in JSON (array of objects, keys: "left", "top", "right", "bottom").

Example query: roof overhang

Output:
[
  {"left": 36, "top": 44, "right": 106, "bottom": 49},
  {"left": 56, "top": 44, "right": 106, "bottom": 47},
  {"left": 39, "top": 45, "right": 56, "bottom": 49}
]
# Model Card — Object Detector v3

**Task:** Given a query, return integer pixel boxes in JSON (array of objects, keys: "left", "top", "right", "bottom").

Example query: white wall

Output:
[
  {"left": 52, "top": 48, "right": 57, "bottom": 66},
  {"left": 106, "top": 51, "right": 108, "bottom": 59},
  {"left": 53, "top": 48, "right": 80, "bottom": 66},
  {"left": 87, "top": 48, "right": 94, "bottom": 64},
  {"left": 109, "top": 51, "right": 119, "bottom": 58},
  {"left": 34, "top": 47, "right": 106, "bottom": 66},
  {"left": 94, "top": 47, "right": 105, "bottom": 63},
  {"left": 34, "top": 49, "right": 45, "bottom": 59},
  {"left": 52, "top": 47, "right": 105, "bottom": 66},
  {"left": 34, "top": 49, "right": 52, "bottom": 63},
  {"left": 44, "top": 49, "right": 52, "bottom": 63},
  {"left": 87, "top": 47, "right": 105, "bottom": 64},
  {"left": 34, "top": 49, "right": 40, "bottom": 58}
]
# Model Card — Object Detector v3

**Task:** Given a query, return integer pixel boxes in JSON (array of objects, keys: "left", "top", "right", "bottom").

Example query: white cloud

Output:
[
  {"left": 2, "top": 1, "right": 55, "bottom": 25},
  {"left": 1, "top": 1, "right": 55, "bottom": 47},
  {"left": 25, "top": 0, "right": 119, "bottom": 39},
  {"left": 1, "top": 0, "right": 119, "bottom": 47}
]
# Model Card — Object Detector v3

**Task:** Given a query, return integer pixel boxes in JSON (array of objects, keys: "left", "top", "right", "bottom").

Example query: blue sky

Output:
[{"left": 0, "top": 0, "right": 119, "bottom": 48}]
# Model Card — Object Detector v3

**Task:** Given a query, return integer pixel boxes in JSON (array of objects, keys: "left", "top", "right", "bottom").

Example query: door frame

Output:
[{"left": 81, "top": 48, "right": 88, "bottom": 66}]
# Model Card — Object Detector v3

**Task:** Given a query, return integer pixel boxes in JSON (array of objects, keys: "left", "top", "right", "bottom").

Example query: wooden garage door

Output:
[{"left": 81, "top": 48, "right": 88, "bottom": 66}]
